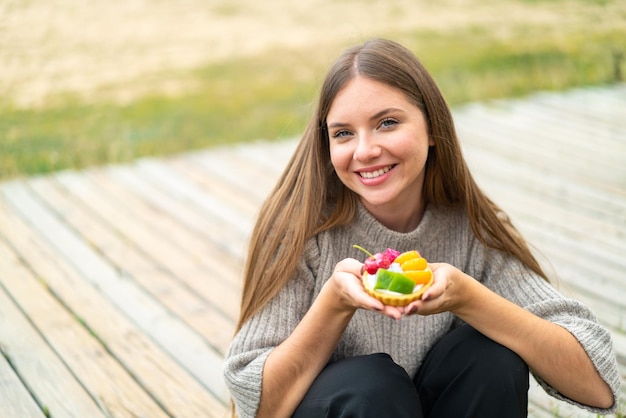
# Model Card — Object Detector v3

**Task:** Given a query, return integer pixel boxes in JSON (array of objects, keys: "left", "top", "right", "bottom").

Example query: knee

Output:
[
  {"left": 457, "top": 327, "right": 529, "bottom": 393},
  {"left": 415, "top": 326, "right": 529, "bottom": 417},
  {"left": 334, "top": 354, "right": 420, "bottom": 414},
  {"left": 294, "top": 353, "right": 420, "bottom": 418}
]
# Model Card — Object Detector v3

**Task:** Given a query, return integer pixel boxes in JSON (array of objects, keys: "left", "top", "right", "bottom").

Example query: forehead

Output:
[{"left": 327, "top": 76, "right": 414, "bottom": 121}]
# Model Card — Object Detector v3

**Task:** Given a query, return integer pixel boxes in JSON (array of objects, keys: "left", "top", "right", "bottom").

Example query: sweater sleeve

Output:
[
  {"left": 478, "top": 248, "right": 621, "bottom": 414},
  {"left": 525, "top": 297, "right": 621, "bottom": 414},
  {"left": 223, "top": 238, "right": 320, "bottom": 418}
]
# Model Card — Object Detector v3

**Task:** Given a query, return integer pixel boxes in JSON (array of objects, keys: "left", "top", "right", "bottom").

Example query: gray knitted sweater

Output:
[{"left": 224, "top": 204, "right": 620, "bottom": 417}]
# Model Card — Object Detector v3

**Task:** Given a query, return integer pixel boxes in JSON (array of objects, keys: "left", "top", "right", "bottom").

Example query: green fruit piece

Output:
[
  {"left": 374, "top": 269, "right": 394, "bottom": 290},
  {"left": 375, "top": 269, "right": 415, "bottom": 294},
  {"left": 389, "top": 275, "right": 415, "bottom": 294}
]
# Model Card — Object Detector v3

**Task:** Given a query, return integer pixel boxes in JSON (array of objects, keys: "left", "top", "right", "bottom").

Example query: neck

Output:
[{"left": 362, "top": 198, "right": 426, "bottom": 233}]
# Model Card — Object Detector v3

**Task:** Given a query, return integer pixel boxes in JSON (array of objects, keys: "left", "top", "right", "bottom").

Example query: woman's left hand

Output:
[{"left": 403, "top": 263, "right": 469, "bottom": 316}]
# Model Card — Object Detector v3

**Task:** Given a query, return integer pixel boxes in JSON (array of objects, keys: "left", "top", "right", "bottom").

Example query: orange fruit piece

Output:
[
  {"left": 394, "top": 250, "right": 421, "bottom": 265},
  {"left": 401, "top": 257, "right": 428, "bottom": 271},
  {"left": 403, "top": 269, "right": 433, "bottom": 284}
]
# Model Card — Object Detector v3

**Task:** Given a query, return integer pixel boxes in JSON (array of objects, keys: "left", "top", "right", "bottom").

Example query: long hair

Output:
[{"left": 236, "top": 38, "right": 547, "bottom": 332}]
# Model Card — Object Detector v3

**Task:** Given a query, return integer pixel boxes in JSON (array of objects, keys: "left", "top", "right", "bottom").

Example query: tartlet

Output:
[{"left": 355, "top": 246, "right": 434, "bottom": 307}]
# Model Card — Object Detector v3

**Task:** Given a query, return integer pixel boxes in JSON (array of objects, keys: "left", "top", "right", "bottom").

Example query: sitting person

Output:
[{"left": 223, "top": 38, "right": 620, "bottom": 417}]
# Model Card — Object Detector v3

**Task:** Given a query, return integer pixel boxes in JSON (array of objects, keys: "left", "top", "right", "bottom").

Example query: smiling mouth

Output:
[{"left": 359, "top": 165, "right": 394, "bottom": 179}]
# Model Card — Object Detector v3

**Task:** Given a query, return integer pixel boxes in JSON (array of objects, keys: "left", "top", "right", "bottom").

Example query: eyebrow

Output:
[{"left": 327, "top": 107, "right": 404, "bottom": 129}]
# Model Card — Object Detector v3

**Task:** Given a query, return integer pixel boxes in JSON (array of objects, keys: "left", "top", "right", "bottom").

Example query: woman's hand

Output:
[
  {"left": 327, "top": 258, "right": 404, "bottom": 320},
  {"left": 403, "top": 263, "right": 471, "bottom": 316}
]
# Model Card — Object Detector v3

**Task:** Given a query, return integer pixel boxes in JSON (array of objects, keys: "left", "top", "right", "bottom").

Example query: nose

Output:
[{"left": 353, "top": 132, "right": 382, "bottom": 162}]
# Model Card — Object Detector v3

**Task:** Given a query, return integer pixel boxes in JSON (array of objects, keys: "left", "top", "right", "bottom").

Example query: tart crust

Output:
[{"left": 362, "top": 270, "right": 434, "bottom": 307}]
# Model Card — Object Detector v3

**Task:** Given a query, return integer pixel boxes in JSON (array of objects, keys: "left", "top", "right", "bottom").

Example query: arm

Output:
[
  {"left": 406, "top": 264, "right": 615, "bottom": 410},
  {"left": 258, "top": 258, "right": 402, "bottom": 418}
]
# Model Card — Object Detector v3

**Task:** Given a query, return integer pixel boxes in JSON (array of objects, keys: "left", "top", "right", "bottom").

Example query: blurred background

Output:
[{"left": 1, "top": 0, "right": 625, "bottom": 180}]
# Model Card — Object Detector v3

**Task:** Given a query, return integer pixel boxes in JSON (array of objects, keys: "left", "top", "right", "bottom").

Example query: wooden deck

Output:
[{"left": 1, "top": 84, "right": 625, "bottom": 417}]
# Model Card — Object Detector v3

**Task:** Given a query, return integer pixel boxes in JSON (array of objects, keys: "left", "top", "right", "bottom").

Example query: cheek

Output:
[
  {"left": 397, "top": 135, "right": 424, "bottom": 156},
  {"left": 399, "top": 138, "right": 430, "bottom": 169},
  {"left": 329, "top": 144, "right": 351, "bottom": 171}
]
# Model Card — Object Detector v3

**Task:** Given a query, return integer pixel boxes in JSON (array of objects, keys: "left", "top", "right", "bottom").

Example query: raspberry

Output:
[
  {"left": 384, "top": 248, "right": 401, "bottom": 262},
  {"left": 353, "top": 245, "right": 401, "bottom": 274}
]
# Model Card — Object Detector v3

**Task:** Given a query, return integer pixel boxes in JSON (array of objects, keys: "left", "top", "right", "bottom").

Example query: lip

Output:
[{"left": 356, "top": 164, "right": 396, "bottom": 185}]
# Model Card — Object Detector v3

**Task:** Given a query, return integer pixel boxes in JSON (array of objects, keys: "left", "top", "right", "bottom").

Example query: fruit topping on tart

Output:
[{"left": 354, "top": 245, "right": 434, "bottom": 307}]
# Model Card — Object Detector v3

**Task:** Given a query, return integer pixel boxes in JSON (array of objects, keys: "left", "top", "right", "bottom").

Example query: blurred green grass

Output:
[{"left": 1, "top": 26, "right": 624, "bottom": 180}]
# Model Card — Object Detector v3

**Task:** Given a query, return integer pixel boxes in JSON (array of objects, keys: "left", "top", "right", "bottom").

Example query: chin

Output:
[{"left": 359, "top": 196, "right": 397, "bottom": 209}]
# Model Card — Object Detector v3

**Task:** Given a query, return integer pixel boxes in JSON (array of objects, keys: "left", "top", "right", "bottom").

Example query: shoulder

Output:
[
  {"left": 419, "top": 204, "right": 478, "bottom": 263},
  {"left": 427, "top": 203, "right": 470, "bottom": 231}
]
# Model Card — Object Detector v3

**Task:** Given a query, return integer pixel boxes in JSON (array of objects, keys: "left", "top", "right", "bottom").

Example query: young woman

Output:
[{"left": 223, "top": 38, "right": 619, "bottom": 417}]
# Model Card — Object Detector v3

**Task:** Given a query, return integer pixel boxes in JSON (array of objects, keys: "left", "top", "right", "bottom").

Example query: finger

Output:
[
  {"left": 428, "top": 262, "right": 444, "bottom": 271},
  {"left": 404, "top": 302, "right": 419, "bottom": 315},
  {"left": 335, "top": 257, "right": 364, "bottom": 275},
  {"left": 366, "top": 298, "right": 386, "bottom": 312},
  {"left": 422, "top": 276, "right": 446, "bottom": 301},
  {"left": 349, "top": 287, "right": 384, "bottom": 311},
  {"left": 358, "top": 293, "right": 401, "bottom": 319},
  {"left": 422, "top": 284, "right": 444, "bottom": 301},
  {"left": 382, "top": 305, "right": 403, "bottom": 320}
]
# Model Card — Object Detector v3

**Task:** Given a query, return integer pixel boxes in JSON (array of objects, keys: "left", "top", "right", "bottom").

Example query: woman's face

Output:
[{"left": 326, "top": 76, "right": 434, "bottom": 231}]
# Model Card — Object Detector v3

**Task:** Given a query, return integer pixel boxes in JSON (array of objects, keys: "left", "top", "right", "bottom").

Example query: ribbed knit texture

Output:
[{"left": 223, "top": 204, "right": 620, "bottom": 417}]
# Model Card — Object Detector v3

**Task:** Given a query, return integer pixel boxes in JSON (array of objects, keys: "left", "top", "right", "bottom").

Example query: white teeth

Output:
[{"left": 360, "top": 166, "right": 392, "bottom": 179}]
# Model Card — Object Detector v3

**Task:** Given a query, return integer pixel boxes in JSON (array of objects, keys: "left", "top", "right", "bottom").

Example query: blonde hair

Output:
[{"left": 236, "top": 38, "right": 547, "bottom": 332}]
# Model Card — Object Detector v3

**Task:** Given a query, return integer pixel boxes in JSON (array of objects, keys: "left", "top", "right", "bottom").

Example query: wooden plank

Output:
[
  {"left": 462, "top": 131, "right": 626, "bottom": 265},
  {"left": 29, "top": 175, "right": 236, "bottom": 356},
  {"left": 0, "top": 299, "right": 47, "bottom": 418},
  {"left": 105, "top": 164, "right": 247, "bottom": 259},
  {"left": 0, "top": 181, "right": 230, "bottom": 411},
  {"left": 458, "top": 123, "right": 621, "bottom": 193},
  {"left": 231, "top": 139, "right": 298, "bottom": 176},
  {"left": 527, "top": 86, "right": 626, "bottom": 126},
  {"left": 463, "top": 145, "right": 626, "bottom": 227},
  {"left": 185, "top": 146, "right": 282, "bottom": 203},
  {"left": 462, "top": 87, "right": 626, "bottom": 149},
  {"left": 88, "top": 166, "right": 247, "bottom": 288},
  {"left": 455, "top": 107, "right": 626, "bottom": 193},
  {"left": 496, "top": 95, "right": 625, "bottom": 156},
  {"left": 168, "top": 157, "right": 262, "bottom": 217},
  {"left": 135, "top": 158, "right": 254, "bottom": 236},
  {"left": 54, "top": 170, "right": 205, "bottom": 270},
  {"left": 51, "top": 170, "right": 242, "bottom": 321},
  {"left": 0, "top": 225, "right": 161, "bottom": 417},
  {"left": 472, "top": 180, "right": 626, "bottom": 276},
  {"left": 0, "top": 194, "right": 229, "bottom": 417}
]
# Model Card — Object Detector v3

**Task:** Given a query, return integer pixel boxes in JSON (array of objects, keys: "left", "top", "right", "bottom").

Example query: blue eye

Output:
[
  {"left": 332, "top": 130, "right": 351, "bottom": 138},
  {"left": 380, "top": 118, "right": 398, "bottom": 129}
]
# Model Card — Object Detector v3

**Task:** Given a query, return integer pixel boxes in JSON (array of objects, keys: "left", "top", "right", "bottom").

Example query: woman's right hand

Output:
[{"left": 326, "top": 258, "right": 404, "bottom": 320}]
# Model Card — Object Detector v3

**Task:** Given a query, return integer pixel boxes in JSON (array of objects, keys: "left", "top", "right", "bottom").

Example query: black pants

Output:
[{"left": 292, "top": 325, "right": 529, "bottom": 418}]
